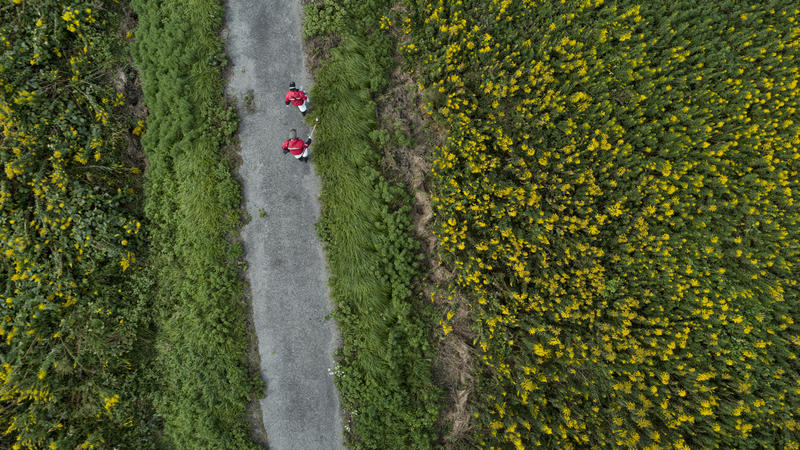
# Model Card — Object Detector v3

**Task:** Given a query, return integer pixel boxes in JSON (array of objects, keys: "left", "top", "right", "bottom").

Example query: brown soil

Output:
[
  {"left": 375, "top": 12, "right": 478, "bottom": 447},
  {"left": 433, "top": 298, "right": 477, "bottom": 445},
  {"left": 114, "top": 4, "right": 148, "bottom": 173},
  {"left": 303, "top": 34, "right": 341, "bottom": 75},
  {"left": 120, "top": 70, "right": 147, "bottom": 168}
]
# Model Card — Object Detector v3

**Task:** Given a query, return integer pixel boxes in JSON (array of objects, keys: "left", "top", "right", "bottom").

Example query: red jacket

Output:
[
  {"left": 282, "top": 138, "right": 309, "bottom": 155},
  {"left": 285, "top": 89, "right": 307, "bottom": 106}
]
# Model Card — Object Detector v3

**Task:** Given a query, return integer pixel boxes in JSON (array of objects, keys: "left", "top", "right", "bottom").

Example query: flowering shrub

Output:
[
  {"left": 1, "top": 1, "right": 151, "bottom": 448},
  {"left": 406, "top": 0, "right": 800, "bottom": 447}
]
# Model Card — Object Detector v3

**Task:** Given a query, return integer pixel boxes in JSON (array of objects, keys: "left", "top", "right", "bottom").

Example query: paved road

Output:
[{"left": 223, "top": 1, "right": 344, "bottom": 449}]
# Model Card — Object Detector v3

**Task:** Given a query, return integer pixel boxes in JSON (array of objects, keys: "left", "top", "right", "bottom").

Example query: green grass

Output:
[
  {"left": 305, "top": 1, "right": 441, "bottom": 447},
  {"left": 129, "top": 1, "right": 261, "bottom": 447}
]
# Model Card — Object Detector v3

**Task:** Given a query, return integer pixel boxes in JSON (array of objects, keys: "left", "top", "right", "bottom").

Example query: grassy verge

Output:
[
  {"left": 1, "top": 1, "right": 156, "bottom": 448},
  {"left": 129, "top": 1, "right": 262, "bottom": 447},
  {"left": 304, "top": 1, "right": 440, "bottom": 447},
  {"left": 405, "top": 0, "right": 800, "bottom": 447}
]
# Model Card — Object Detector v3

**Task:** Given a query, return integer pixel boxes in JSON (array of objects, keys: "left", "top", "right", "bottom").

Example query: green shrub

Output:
[
  {"left": 304, "top": 0, "right": 394, "bottom": 39},
  {"left": 303, "top": 0, "right": 355, "bottom": 38}
]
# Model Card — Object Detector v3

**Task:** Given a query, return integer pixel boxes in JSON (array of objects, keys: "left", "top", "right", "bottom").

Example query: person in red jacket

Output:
[
  {"left": 284, "top": 81, "right": 308, "bottom": 116},
  {"left": 282, "top": 129, "right": 312, "bottom": 162}
]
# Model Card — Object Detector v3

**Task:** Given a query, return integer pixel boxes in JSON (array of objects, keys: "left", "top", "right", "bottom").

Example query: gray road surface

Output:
[{"left": 223, "top": 1, "right": 344, "bottom": 448}]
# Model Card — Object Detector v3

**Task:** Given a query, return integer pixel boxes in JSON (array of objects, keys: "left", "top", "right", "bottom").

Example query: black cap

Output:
[{"left": 289, "top": 81, "right": 296, "bottom": 88}]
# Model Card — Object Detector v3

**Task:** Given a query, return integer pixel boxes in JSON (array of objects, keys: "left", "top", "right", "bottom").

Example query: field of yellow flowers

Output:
[
  {"left": 1, "top": 1, "right": 154, "bottom": 448},
  {"left": 405, "top": 0, "right": 799, "bottom": 447}
]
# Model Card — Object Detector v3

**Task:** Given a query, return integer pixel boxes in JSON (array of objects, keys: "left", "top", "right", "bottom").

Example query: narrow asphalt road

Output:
[{"left": 223, "top": 1, "right": 345, "bottom": 448}]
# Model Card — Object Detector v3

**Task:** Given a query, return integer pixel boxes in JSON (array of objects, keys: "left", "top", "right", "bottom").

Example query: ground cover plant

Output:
[
  {"left": 304, "top": 1, "right": 440, "bottom": 447},
  {"left": 405, "top": 0, "right": 800, "bottom": 447},
  {"left": 129, "top": 0, "right": 261, "bottom": 447},
  {"left": 0, "top": 1, "right": 155, "bottom": 448}
]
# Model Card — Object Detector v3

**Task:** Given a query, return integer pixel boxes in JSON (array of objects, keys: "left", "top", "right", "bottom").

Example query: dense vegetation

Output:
[
  {"left": 304, "top": 1, "right": 440, "bottom": 447},
  {"left": 9, "top": 0, "right": 795, "bottom": 448},
  {"left": 405, "top": 0, "right": 800, "bottom": 448},
  {"left": 0, "top": 1, "right": 154, "bottom": 448},
  {"left": 129, "top": 0, "right": 261, "bottom": 447}
]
